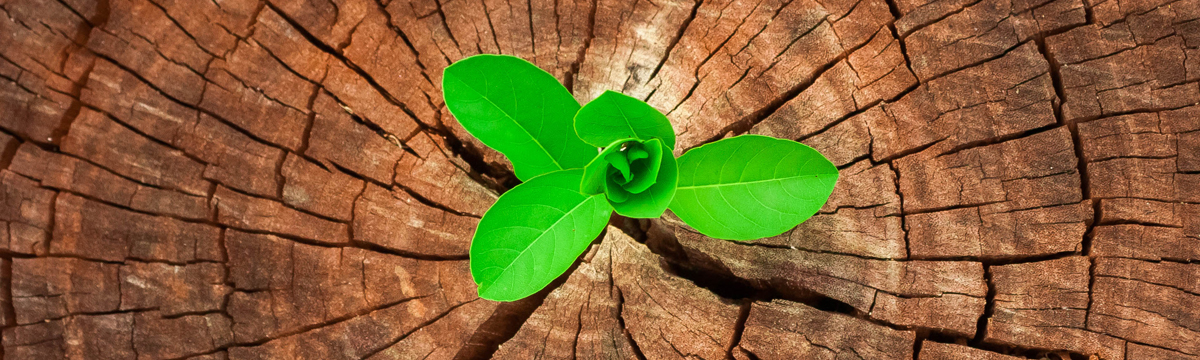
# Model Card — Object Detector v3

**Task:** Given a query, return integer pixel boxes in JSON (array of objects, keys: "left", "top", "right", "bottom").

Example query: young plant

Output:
[{"left": 443, "top": 55, "right": 839, "bottom": 301}]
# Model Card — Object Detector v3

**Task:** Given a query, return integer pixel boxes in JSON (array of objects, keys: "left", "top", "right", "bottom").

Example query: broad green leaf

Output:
[
  {"left": 575, "top": 90, "right": 676, "bottom": 150},
  {"left": 443, "top": 55, "right": 596, "bottom": 181},
  {"left": 470, "top": 169, "right": 612, "bottom": 301},
  {"left": 669, "top": 135, "right": 837, "bottom": 240}
]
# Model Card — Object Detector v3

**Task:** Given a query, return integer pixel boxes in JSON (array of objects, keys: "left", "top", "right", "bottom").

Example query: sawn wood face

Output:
[{"left": 0, "top": 0, "right": 1196, "bottom": 358}]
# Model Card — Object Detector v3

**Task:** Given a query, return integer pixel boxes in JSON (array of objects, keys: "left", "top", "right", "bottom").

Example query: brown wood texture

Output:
[{"left": 0, "top": 0, "right": 1197, "bottom": 358}]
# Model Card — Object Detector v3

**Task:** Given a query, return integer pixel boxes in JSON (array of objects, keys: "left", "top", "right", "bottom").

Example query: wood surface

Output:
[{"left": 0, "top": 0, "right": 1197, "bottom": 358}]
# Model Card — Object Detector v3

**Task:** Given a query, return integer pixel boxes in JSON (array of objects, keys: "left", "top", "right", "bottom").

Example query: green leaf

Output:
[
  {"left": 581, "top": 138, "right": 633, "bottom": 195},
  {"left": 443, "top": 55, "right": 597, "bottom": 181},
  {"left": 470, "top": 169, "right": 612, "bottom": 301},
  {"left": 574, "top": 90, "right": 676, "bottom": 150},
  {"left": 610, "top": 139, "right": 677, "bottom": 218},
  {"left": 620, "top": 139, "right": 663, "bottom": 193},
  {"left": 669, "top": 135, "right": 838, "bottom": 240},
  {"left": 581, "top": 138, "right": 677, "bottom": 218}
]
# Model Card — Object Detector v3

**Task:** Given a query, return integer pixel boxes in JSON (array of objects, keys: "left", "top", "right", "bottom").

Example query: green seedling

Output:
[{"left": 443, "top": 55, "right": 839, "bottom": 302}]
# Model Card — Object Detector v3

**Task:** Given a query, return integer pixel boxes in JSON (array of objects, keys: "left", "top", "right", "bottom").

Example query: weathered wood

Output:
[
  {"left": 492, "top": 230, "right": 638, "bottom": 359},
  {"left": 735, "top": 299, "right": 915, "bottom": 359},
  {"left": 0, "top": 0, "right": 1198, "bottom": 358},
  {"left": 918, "top": 342, "right": 1024, "bottom": 360},
  {"left": 986, "top": 257, "right": 1124, "bottom": 359},
  {"left": 499, "top": 228, "right": 743, "bottom": 359},
  {"left": 653, "top": 217, "right": 988, "bottom": 337}
]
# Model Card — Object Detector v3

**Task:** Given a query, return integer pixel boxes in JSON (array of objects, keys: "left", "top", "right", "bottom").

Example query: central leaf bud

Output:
[
  {"left": 580, "top": 137, "right": 678, "bottom": 218},
  {"left": 602, "top": 139, "right": 663, "bottom": 201}
]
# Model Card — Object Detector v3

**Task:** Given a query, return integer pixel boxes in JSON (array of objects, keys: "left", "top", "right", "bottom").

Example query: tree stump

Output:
[{"left": 0, "top": 0, "right": 1197, "bottom": 358}]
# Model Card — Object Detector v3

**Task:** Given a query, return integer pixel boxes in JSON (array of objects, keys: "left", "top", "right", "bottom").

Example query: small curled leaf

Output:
[{"left": 582, "top": 138, "right": 678, "bottom": 218}]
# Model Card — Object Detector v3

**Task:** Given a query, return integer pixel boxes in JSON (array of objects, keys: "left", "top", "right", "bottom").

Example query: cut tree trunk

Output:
[{"left": 0, "top": 0, "right": 1197, "bottom": 358}]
